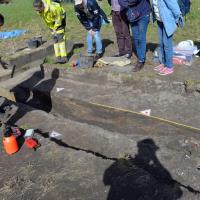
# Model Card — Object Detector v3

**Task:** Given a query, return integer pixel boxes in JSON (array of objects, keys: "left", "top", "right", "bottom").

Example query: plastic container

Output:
[
  {"left": 26, "top": 36, "right": 42, "bottom": 49},
  {"left": 173, "top": 57, "right": 186, "bottom": 65},
  {"left": 3, "top": 127, "right": 19, "bottom": 155},
  {"left": 79, "top": 55, "right": 94, "bottom": 68}
]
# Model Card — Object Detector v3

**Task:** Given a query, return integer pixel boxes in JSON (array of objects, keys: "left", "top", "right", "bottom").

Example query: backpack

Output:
[{"left": 178, "top": 0, "right": 191, "bottom": 16}]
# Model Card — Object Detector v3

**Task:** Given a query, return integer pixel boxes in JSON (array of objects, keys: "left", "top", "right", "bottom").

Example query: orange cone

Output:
[{"left": 3, "top": 127, "right": 19, "bottom": 155}]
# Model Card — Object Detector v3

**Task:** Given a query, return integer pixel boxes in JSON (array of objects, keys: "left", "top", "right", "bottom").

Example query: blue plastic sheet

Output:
[{"left": 0, "top": 29, "right": 27, "bottom": 39}]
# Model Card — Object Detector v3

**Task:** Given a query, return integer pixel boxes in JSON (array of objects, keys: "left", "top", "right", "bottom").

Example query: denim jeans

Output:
[
  {"left": 86, "top": 30, "right": 102, "bottom": 54},
  {"left": 157, "top": 21, "right": 173, "bottom": 68},
  {"left": 131, "top": 14, "right": 150, "bottom": 62}
]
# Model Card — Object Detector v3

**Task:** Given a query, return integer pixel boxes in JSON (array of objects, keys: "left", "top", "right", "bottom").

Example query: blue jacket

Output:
[
  {"left": 118, "top": 0, "right": 151, "bottom": 20},
  {"left": 74, "top": 0, "right": 102, "bottom": 31},
  {"left": 152, "top": 0, "right": 182, "bottom": 36}
]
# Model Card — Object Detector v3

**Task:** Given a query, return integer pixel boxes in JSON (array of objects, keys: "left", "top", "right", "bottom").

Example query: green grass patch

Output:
[{"left": 0, "top": 0, "right": 39, "bottom": 29}]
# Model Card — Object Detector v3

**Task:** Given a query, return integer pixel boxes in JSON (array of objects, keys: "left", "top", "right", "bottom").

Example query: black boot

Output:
[
  {"left": 59, "top": 57, "right": 68, "bottom": 64},
  {"left": 112, "top": 53, "right": 125, "bottom": 57},
  {"left": 124, "top": 53, "right": 132, "bottom": 59},
  {"left": 95, "top": 53, "right": 103, "bottom": 61},
  {"left": 132, "top": 61, "right": 144, "bottom": 72},
  {"left": 55, "top": 56, "right": 61, "bottom": 64}
]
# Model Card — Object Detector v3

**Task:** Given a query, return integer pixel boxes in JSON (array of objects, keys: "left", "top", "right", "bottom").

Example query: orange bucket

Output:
[{"left": 3, "top": 127, "right": 19, "bottom": 155}]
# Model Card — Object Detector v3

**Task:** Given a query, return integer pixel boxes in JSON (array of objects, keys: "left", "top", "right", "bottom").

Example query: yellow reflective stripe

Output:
[
  {"left": 60, "top": 49, "right": 66, "bottom": 53},
  {"left": 54, "top": 43, "right": 61, "bottom": 57},
  {"left": 60, "top": 51, "right": 67, "bottom": 57},
  {"left": 59, "top": 41, "right": 67, "bottom": 57},
  {"left": 60, "top": 52, "right": 67, "bottom": 57},
  {"left": 56, "top": 29, "right": 65, "bottom": 34}
]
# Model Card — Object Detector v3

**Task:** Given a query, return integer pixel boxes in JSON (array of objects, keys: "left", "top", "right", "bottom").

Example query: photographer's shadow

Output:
[{"left": 104, "top": 139, "right": 199, "bottom": 200}]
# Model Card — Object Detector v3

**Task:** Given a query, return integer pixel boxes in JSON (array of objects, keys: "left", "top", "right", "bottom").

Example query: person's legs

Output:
[
  {"left": 131, "top": 21, "right": 139, "bottom": 58},
  {"left": 59, "top": 40, "right": 67, "bottom": 57},
  {"left": 94, "top": 31, "right": 102, "bottom": 54},
  {"left": 156, "top": 21, "right": 174, "bottom": 75},
  {"left": 120, "top": 10, "right": 132, "bottom": 56},
  {"left": 131, "top": 15, "right": 149, "bottom": 71},
  {"left": 53, "top": 32, "right": 67, "bottom": 63},
  {"left": 57, "top": 33, "right": 67, "bottom": 62},
  {"left": 86, "top": 31, "right": 93, "bottom": 54},
  {"left": 158, "top": 32, "right": 174, "bottom": 75},
  {"left": 134, "top": 14, "right": 150, "bottom": 63},
  {"left": 157, "top": 21, "right": 165, "bottom": 65},
  {"left": 162, "top": 29, "right": 173, "bottom": 69},
  {"left": 112, "top": 11, "right": 125, "bottom": 55},
  {"left": 54, "top": 42, "right": 61, "bottom": 59},
  {"left": 154, "top": 21, "right": 165, "bottom": 71},
  {"left": 53, "top": 35, "right": 61, "bottom": 63}
]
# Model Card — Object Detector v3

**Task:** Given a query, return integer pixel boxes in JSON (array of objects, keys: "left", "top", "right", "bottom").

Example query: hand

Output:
[
  {"left": 89, "top": 29, "right": 95, "bottom": 36},
  {"left": 53, "top": 34, "right": 58, "bottom": 43},
  {"left": 51, "top": 30, "right": 56, "bottom": 35}
]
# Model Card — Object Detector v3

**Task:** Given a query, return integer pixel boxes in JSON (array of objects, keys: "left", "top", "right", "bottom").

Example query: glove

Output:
[
  {"left": 53, "top": 34, "right": 58, "bottom": 43},
  {"left": 177, "top": 15, "right": 184, "bottom": 28},
  {"left": 88, "top": 29, "right": 95, "bottom": 36}
]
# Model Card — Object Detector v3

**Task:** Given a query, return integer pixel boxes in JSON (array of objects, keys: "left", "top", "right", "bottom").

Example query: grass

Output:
[
  {"left": 0, "top": 0, "right": 199, "bottom": 57},
  {"left": 175, "top": 0, "right": 200, "bottom": 42}
]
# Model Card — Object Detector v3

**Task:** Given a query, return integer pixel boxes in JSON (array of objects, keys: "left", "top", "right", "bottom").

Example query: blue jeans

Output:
[
  {"left": 157, "top": 21, "right": 173, "bottom": 68},
  {"left": 131, "top": 14, "right": 150, "bottom": 62},
  {"left": 86, "top": 30, "right": 102, "bottom": 54}
]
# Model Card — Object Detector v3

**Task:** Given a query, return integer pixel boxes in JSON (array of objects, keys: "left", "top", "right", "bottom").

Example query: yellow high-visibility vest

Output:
[{"left": 41, "top": 1, "right": 66, "bottom": 32}]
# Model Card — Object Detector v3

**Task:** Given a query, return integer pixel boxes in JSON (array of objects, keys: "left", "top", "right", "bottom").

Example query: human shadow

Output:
[
  {"left": 103, "top": 139, "right": 199, "bottom": 200},
  {"left": 24, "top": 130, "right": 200, "bottom": 199},
  {"left": 7, "top": 68, "right": 59, "bottom": 125},
  {"left": 131, "top": 42, "right": 158, "bottom": 57},
  {"left": 146, "top": 42, "right": 158, "bottom": 53},
  {"left": 101, "top": 39, "right": 114, "bottom": 56},
  {"left": 67, "top": 42, "right": 84, "bottom": 60},
  {"left": 27, "top": 68, "right": 59, "bottom": 112},
  {"left": 11, "top": 64, "right": 45, "bottom": 103},
  {"left": 3, "top": 65, "right": 44, "bottom": 125},
  {"left": 102, "top": 39, "right": 114, "bottom": 50}
]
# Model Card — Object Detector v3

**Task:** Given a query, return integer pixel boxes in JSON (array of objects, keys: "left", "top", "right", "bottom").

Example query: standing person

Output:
[
  {"left": 119, "top": 0, "right": 151, "bottom": 71},
  {"left": 33, "top": 0, "right": 68, "bottom": 64},
  {"left": 108, "top": 0, "right": 132, "bottom": 59},
  {"left": 74, "top": 0, "right": 104, "bottom": 60},
  {"left": 152, "top": 0, "right": 184, "bottom": 75}
]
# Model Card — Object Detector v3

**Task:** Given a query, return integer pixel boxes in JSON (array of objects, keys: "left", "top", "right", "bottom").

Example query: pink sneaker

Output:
[
  {"left": 154, "top": 64, "right": 164, "bottom": 71},
  {"left": 158, "top": 67, "right": 174, "bottom": 76}
]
